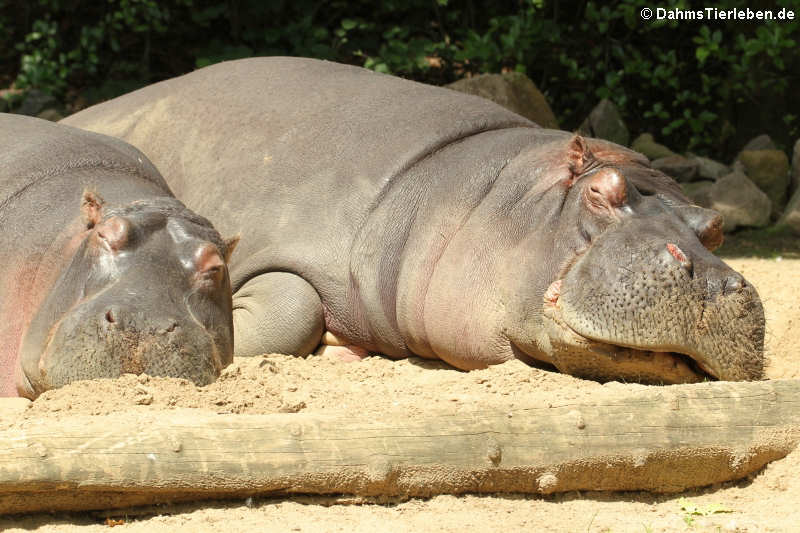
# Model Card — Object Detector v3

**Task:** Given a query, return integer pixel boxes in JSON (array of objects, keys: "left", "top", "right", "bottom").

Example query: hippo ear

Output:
[
  {"left": 222, "top": 235, "right": 240, "bottom": 263},
  {"left": 567, "top": 134, "right": 597, "bottom": 177},
  {"left": 81, "top": 190, "right": 105, "bottom": 229}
]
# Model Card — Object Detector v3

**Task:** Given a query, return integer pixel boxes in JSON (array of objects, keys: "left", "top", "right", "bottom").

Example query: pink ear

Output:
[
  {"left": 81, "top": 190, "right": 105, "bottom": 228},
  {"left": 585, "top": 168, "right": 627, "bottom": 209},
  {"left": 567, "top": 134, "right": 596, "bottom": 176}
]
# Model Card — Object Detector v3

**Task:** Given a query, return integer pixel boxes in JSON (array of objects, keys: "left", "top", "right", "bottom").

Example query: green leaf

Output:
[
  {"left": 678, "top": 498, "right": 733, "bottom": 516},
  {"left": 678, "top": 498, "right": 702, "bottom": 515}
]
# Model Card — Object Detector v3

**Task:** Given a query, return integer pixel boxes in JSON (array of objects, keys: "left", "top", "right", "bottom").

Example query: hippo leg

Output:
[{"left": 232, "top": 272, "right": 324, "bottom": 356}]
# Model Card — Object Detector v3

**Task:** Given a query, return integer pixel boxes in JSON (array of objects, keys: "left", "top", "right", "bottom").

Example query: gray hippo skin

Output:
[
  {"left": 62, "top": 57, "right": 764, "bottom": 384},
  {"left": 0, "top": 114, "right": 236, "bottom": 398}
]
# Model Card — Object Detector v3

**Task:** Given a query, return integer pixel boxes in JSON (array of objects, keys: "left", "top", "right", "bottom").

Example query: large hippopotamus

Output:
[
  {"left": 1, "top": 114, "right": 236, "bottom": 398},
  {"left": 62, "top": 57, "right": 765, "bottom": 384}
]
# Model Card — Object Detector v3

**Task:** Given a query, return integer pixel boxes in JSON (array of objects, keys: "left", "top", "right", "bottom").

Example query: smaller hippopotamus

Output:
[{"left": 0, "top": 114, "right": 237, "bottom": 398}]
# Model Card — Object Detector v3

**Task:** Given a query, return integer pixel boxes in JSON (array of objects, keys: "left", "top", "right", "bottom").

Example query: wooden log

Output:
[{"left": 0, "top": 379, "right": 798, "bottom": 515}]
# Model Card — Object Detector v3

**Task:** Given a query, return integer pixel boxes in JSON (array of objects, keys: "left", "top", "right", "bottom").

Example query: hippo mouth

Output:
[
  {"left": 18, "top": 296, "right": 225, "bottom": 399},
  {"left": 540, "top": 279, "right": 718, "bottom": 384}
]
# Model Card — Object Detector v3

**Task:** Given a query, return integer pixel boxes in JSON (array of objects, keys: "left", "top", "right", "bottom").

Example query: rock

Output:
[
  {"left": 708, "top": 171, "right": 771, "bottom": 232},
  {"left": 737, "top": 149, "right": 790, "bottom": 216},
  {"left": 577, "top": 99, "right": 629, "bottom": 146},
  {"left": 741, "top": 134, "right": 777, "bottom": 152},
  {"left": 651, "top": 155, "right": 699, "bottom": 182},
  {"left": 36, "top": 108, "right": 65, "bottom": 122},
  {"left": 15, "top": 89, "right": 58, "bottom": 116},
  {"left": 791, "top": 138, "right": 800, "bottom": 196},
  {"left": 687, "top": 154, "right": 729, "bottom": 181},
  {"left": 779, "top": 187, "right": 800, "bottom": 235},
  {"left": 681, "top": 180, "right": 714, "bottom": 207},
  {"left": 446, "top": 73, "right": 559, "bottom": 128},
  {"left": 631, "top": 133, "right": 676, "bottom": 161}
]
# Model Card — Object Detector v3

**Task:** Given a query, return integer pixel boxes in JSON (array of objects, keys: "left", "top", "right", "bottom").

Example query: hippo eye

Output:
[
  {"left": 94, "top": 216, "right": 131, "bottom": 252},
  {"left": 583, "top": 168, "right": 627, "bottom": 211}
]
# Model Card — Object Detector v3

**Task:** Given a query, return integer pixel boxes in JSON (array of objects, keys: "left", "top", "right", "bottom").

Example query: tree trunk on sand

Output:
[{"left": 0, "top": 379, "right": 798, "bottom": 514}]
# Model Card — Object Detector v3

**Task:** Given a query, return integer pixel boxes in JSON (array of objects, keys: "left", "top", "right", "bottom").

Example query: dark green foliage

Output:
[{"left": 1, "top": 0, "right": 798, "bottom": 158}]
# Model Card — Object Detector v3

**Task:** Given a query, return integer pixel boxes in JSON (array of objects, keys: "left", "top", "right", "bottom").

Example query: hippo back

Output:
[
  {"left": 62, "top": 57, "right": 537, "bottom": 285},
  {"left": 1, "top": 113, "right": 170, "bottom": 209}
]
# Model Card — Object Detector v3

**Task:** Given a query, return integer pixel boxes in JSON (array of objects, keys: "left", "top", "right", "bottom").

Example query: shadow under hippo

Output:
[
  {"left": 62, "top": 57, "right": 765, "bottom": 384},
  {"left": 0, "top": 114, "right": 237, "bottom": 398}
]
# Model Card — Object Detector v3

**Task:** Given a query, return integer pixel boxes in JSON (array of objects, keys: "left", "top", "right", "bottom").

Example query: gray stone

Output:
[
  {"left": 779, "top": 186, "right": 800, "bottom": 235},
  {"left": 741, "top": 134, "right": 777, "bottom": 152},
  {"left": 708, "top": 171, "right": 771, "bottom": 232},
  {"left": 651, "top": 155, "right": 699, "bottom": 182},
  {"left": 37, "top": 108, "right": 65, "bottom": 122},
  {"left": 15, "top": 89, "right": 58, "bottom": 116},
  {"left": 681, "top": 180, "right": 714, "bottom": 207},
  {"left": 687, "top": 154, "right": 729, "bottom": 181},
  {"left": 446, "top": 72, "right": 559, "bottom": 129},
  {"left": 631, "top": 133, "right": 677, "bottom": 161},
  {"left": 578, "top": 99, "right": 629, "bottom": 146},
  {"left": 737, "top": 149, "right": 790, "bottom": 216}
]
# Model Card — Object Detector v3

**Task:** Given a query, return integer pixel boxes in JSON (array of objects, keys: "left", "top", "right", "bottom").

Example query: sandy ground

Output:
[{"left": 2, "top": 257, "right": 798, "bottom": 533}]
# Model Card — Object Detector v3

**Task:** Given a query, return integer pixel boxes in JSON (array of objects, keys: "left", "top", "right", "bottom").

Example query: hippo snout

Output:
[
  {"left": 550, "top": 229, "right": 765, "bottom": 384},
  {"left": 35, "top": 303, "right": 223, "bottom": 394},
  {"left": 16, "top": 286, "right": 229, "bottom": 399}
]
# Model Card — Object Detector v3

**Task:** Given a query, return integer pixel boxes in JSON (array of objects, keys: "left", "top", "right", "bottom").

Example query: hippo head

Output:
[
  {"left": 16, "top": 191, "right": 237, "bottom": 398},
  {"left": 505, "top": 135, "right": 764, "bottom": 384}
]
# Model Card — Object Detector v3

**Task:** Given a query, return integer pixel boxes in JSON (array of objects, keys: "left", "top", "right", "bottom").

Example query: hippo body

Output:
[
  {"left": 63, "top": 57, "right": 764, "bottom": 383},
  {"left": 0, "top": 114, "right": 235, "bottom": 398}
]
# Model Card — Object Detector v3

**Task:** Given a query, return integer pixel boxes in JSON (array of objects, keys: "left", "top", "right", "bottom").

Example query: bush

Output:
[{"left": 2, "top": 0, "right": 798, "bottom": 158}]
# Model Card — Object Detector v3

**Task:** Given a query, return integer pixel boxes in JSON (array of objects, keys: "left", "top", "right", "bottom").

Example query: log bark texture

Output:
[{"left": 0, "top": 379, "right": 798, "bottom": 515}]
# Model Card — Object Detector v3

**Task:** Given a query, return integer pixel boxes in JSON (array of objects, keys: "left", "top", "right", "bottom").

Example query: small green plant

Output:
[
  {"left": 678, "top": 497, "right": 733, "bottom": 528},
  {"left": 14, "top": 18, "right": 66, "bottom": 93}
]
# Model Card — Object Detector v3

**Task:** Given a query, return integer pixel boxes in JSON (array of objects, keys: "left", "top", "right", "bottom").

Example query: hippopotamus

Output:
[
  {"left": 0, "top": 113, "right": 236, "bottom": 398},
  {"left": 62, "top": 57, "right": 765, "bottom": 384}
]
